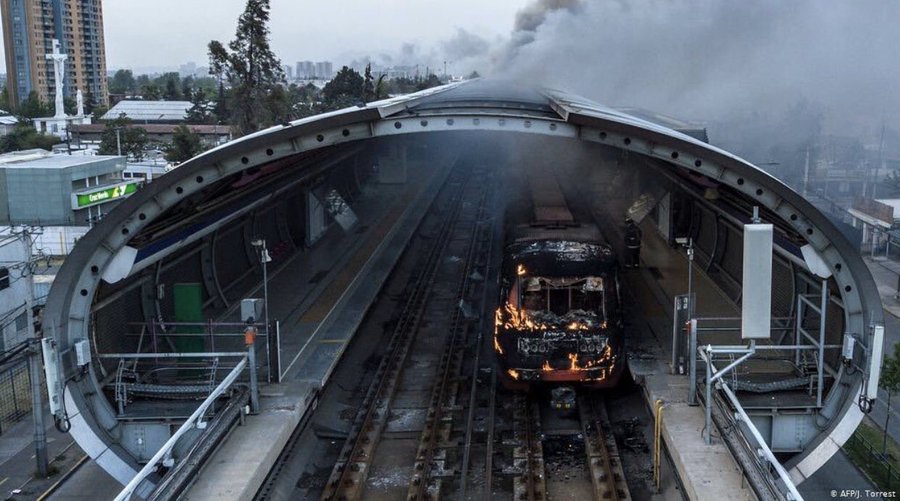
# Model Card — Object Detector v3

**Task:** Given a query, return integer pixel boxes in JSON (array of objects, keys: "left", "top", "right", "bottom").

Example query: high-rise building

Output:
[
  {"left": 315, "top": 61, "right": 333, "bottom": 79},
  {"left": 283, "top": 64, "right": 293, "bottom": 81},
  {"left": 296, "top": 60, "right": 314, "bottom": 79},
  {"left": 1, "top": 0, "right": 109, "bottom": 109}
]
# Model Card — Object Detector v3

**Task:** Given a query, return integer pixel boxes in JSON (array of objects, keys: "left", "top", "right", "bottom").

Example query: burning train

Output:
[{"left": 495, "top": 170, "right": 624, "bottom": 389}]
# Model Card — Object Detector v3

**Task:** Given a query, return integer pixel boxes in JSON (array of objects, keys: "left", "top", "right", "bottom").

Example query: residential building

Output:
[
  {"left": 283, "top": 64, "right": 293, "bottom": 81},
  {"left": 0, "top": 232, "right": 34, "bottom": 351},
  {"left": 296, "top": 60, "right": 314, "bottom": 79},
  {"left": 315, "top": 61, "right": 333, "bottom": 79},
  {"left": 1, "top": 0, "right": 109, "bottom": 108}
]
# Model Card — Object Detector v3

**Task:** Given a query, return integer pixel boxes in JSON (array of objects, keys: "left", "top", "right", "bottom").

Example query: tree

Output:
[
  {"left": 164, "top": 78, "right": 181, "bottom": 101},
  {"left": 109, "top": 69, "right": 136, "bottom": 95},
  {"left": 98, "top": 115, "right": 148, "bottom": 161},
  {"left": 186, "top": 88, "right": 214, "bottom": 124},
  {"left": 165, "top": 125, "right": 204, "bottom": 163},
  {"left": 416, "top": 74, "right": 442, "bottom": 91},
  {"left": 18, "top": 91, "right": 49, "bottom": 118},
  {"left": 208, "top": 0, "right": 285, "bottom": 135},
  {"left": 467, "top": 70, "right": 481, "bottom": 79},
  {"left": 0, "top": 86, "right": 11, "bottom": 113},
  {"left": 881, "top": 343, "right": 900, "bottom": 456},
  {"left": 362, "top": 63, "right": 375, "bottom": 103},
  {"left": 140, "top": 84, "right": 161, "bottom": 100},
  {"left": 0, "top": 124, "right": 59, "bottom": 153},
  {"left": 321, "top": 66, "right": 363, "bottom": 110},
  {"left": 181, "top": 75, "right": 195, "bottom": 101}
]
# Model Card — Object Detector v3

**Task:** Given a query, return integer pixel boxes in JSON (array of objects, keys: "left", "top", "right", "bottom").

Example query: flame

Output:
[
  {"left": 517, "top": 264, "right": 527, "bottom": 276},
  {"left": 542, "top": 360, "right": 552, "bottom": 372},
  {"left": 501, "top": 303, "right": 550, "bottom": 331},
  {"left": 493, "top": 308, "right": 504, "bottom": 354},
  {"left": 507, "top": 369, "right": 520, "bottom": 380},
  {"left": 568, "top": 353, "right": 578, "bottom": 371}
]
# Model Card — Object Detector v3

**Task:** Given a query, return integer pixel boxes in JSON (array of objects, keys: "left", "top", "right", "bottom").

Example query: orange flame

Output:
[
  {"left": 507, "top": 369, "right": 520, "bottom": 380},
  {"left": 542, "top": 360, "right": 552, "bottom": 372},
  {"left": 517, "top": 264, "right": 527, "bottom": 276},
  {"left": 568, "top": 352, "right": 579, "bottom": 371}
]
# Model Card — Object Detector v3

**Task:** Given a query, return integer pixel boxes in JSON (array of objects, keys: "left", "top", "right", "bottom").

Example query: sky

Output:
[
  {"left": 99, "top": 0, "right": 527, "bottom": 72},
  {"left": 2, "top": 0, "right": 898, "bottom": 145}
]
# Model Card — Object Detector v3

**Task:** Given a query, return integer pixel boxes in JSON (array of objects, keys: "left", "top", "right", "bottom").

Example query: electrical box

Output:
[
  {"left": 741, "top": 223, "right": 773, "bottom": 339},
  {"left": 241, "top": 298, "right": 264, "bottom": 323},
  {"left": 74, "top": 339, "right": 91, "bottom": 367},
  {"left": 842, "top": 334, "right": 856, "bottom": 362},
  {"left": 41, "top": 338, "right": 62, "bottom": 416}
]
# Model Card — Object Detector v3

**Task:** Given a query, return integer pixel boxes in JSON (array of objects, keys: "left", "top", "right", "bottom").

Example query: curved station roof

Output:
[{"left": 43, "top": 80, "right": 883, "bottom": 491}]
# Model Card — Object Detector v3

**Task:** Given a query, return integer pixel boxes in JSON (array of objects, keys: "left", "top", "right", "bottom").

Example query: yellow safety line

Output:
[
  {"left": 318, "top": 339, "right": 347, "bottom": 344},
  {"left": 0, "top": 477, "right": 7, "bottom": 487},
  {"left": 36, "top": 454, "right": 88, "bottom": 501}
]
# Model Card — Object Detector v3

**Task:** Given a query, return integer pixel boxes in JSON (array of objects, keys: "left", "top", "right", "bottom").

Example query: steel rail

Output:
[
  {"left": 320, "top": 166, "right": 471, "bottom": 501},
  {"left": 410, "top": 168, "right": 492, "bottom": 500}
]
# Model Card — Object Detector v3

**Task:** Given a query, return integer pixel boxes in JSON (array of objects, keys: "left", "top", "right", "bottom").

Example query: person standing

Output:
[{"left": 624, "top": 218, "right": 642, "bottom": 268}]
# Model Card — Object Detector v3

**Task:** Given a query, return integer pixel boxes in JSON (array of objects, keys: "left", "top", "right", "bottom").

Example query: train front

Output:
[{"left": 494, "top": 239, "right": 624, "bottom": 389}]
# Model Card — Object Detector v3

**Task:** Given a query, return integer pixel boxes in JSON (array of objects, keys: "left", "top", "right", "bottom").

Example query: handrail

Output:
[
  {"left": 699, "top": 348, "right": 803, "bottom": 500},
  {"left": 114, "top": 356, "right": 248, "bottom": 501}
]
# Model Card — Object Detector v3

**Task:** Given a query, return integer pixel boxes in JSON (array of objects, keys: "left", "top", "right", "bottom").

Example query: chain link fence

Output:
[{"left": 0, "top": 359, "right": 33, "bottom": 435}]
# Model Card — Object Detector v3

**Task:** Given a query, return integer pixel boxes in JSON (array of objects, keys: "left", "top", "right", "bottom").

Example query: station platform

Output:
[
  {"left": 179, "top": 159, "right": 453, "bottom": 500},
  {"left": 604, "top": 214, "right": 754, "bottom": 501},
  {"left": 604, "top": 210, "right": 877, "bottom": 499}
]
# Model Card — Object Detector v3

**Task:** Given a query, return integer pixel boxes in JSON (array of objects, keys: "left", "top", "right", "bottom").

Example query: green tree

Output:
[
  {"left": 165, "top": 125, "right": 204, "bottom": 163},
  {"left": 881, "top": 343, "right": 900, "bottom": 455},
  {"left": 321, "top": 66, "right": 363, "bottom": 110},
  {"left": 0, "top": 124, "right": 59, "bottom": 153},
  {"left": 109, "top": 69, "right": 136, "bottom": 95},
  {"left": 181, "top": 75, "right": 195, "bottom": 101},
  {"left": 416, "top": 74, "right": 442, "bottom": 91},
  {"left": 362, "top": 63, "right": 375, "bottom": 103},
  {"left": 467, "top": 70, "right": 481, "bottom": 79},
  {"left": 140, "top": 84, "right": 161, "bottom": 100},
  {"left": 186, "top": 88, "right": 214, "bottom": 124},
  {"left": 98, "top": 115, "right": 148, "bottom": 161},
  {"left": 18, "top": 91, "right": 49, "bottom": 118},
  {"left": 208, "top": 0, "right": 285, "bottom": 135},
  {"left": 0, "top": 86, "right": 11, "bottom": 112}
]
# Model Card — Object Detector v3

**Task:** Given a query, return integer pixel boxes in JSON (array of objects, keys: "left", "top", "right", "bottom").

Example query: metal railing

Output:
[
  {"left": 698, "top": 347, "right": 803, "bottom": 500},
  {"left": 843, "top": 430, "right": 900, "bottom": 490},
  {"left": 113, "top": 354, "right": 249, "bottom": 501}
]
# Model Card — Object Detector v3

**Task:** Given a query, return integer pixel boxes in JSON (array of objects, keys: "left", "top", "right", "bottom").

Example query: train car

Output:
[{"left": 495, "top": 170, "right": 624, "bottom": 390}]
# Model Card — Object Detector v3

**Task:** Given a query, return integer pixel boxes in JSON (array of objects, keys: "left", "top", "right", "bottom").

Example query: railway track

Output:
[
  {"left": 320, "top": 162, "right": 493, "bottom": 501},
  {"left": 503, "top": 390, "right": 630, "bottom": 501}
]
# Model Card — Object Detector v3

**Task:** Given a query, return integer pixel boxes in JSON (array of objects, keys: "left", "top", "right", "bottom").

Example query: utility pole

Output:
[
  {"left": 28, "top": 342, "right": 48, "bottom": 477},
  {"left": 115, "top": 127, "right": 122, "bottom": 157}
]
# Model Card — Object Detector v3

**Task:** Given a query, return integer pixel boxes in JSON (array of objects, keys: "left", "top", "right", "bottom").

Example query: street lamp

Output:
[{"left": 250, "top": 238, "right": 272, "bottom": 382}]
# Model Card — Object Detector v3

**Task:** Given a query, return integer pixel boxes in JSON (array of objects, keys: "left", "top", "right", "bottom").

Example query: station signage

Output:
[{"left": 72, "top": 182, "right": 139, "bottom": 209}]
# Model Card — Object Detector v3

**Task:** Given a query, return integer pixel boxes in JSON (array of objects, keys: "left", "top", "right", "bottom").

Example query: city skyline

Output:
[{"left": 0, "top": 0, "right": 527, "bottom": 74}]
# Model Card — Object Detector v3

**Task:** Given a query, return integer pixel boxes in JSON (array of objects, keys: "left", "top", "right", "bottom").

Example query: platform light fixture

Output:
[{"left": 251, "top": 238, "right": 272, "bottom": 382}]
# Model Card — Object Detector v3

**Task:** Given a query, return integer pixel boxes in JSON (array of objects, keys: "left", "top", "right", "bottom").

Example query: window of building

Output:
[
  {"left": 15, "top": 312, "right": 27, "bottom": 332},
  {"left": 0, "top": 268, "right": 10, "bottom": 290}
]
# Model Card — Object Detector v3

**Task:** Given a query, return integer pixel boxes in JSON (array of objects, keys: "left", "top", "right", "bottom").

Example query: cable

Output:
[
  {"left": 54, "top": 378, "right": 72, "bottom": 433},
  {"left": 858, "top": 393, "right": 873, "bottom": 414}
]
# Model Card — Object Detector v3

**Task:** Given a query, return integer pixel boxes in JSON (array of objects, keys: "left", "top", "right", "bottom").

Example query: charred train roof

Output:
[{"left": 507, "top": 239, "right": 616, "bottom": 278}]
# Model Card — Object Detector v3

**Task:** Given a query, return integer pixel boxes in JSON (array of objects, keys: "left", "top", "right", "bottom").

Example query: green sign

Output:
[{"left": 73, "top": 182, "right": 138, "bottom": 209}]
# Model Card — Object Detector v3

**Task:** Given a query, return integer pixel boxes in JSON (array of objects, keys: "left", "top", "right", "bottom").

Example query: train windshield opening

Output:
[{"left": 514, "top": 276, "right": 608, "bottom": 326}]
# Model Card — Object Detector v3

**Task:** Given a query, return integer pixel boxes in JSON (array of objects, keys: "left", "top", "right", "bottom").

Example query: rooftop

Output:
[
  {"left": 0, "top": 149, "right": 123, "bottom": 169},
  {"left": 70, "top": 123, "right": 231, "bottom": 135},
  {"left": 102, "top": 100, "right": 193, "bottom": 122}
]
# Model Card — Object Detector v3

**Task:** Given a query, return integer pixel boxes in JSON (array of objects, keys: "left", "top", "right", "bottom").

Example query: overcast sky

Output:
[{"left": 96, "top": 0, "right": 527, "bottom": 72}]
